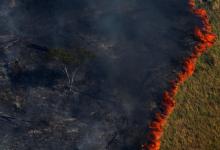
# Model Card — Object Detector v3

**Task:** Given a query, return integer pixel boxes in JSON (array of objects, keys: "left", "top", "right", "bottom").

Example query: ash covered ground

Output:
[{"left": 0, "top": 0, "right": 198, "bottom": 150}]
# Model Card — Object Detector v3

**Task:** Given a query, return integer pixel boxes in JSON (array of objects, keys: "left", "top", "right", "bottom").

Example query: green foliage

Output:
[{"left": 47, "top": 48, "right": 96, "bottom": 65}]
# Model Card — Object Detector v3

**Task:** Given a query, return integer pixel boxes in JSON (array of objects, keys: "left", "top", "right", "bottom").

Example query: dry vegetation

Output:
[{"left": 161, "top": 1, "right": 220, "bottom": 150}]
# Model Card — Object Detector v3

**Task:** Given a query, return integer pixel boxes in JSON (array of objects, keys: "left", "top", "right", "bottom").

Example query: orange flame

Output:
[{"left": 142, "top": 0, "right": 216, "bottom": 149}]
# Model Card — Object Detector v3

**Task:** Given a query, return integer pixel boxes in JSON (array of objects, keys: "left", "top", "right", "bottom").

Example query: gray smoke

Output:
[{"left": 0, "top": 0, "right": 198, "bottom": 149}]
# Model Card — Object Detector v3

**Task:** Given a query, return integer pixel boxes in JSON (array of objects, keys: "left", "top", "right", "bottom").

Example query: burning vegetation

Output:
[{"left": 142, "top": 0, "right": 217, "bottom": 149}]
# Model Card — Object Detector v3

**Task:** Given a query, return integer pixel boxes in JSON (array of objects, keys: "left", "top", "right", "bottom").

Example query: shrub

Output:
[{"left": 47, "top": 48, "right": 95, "bottom": 65}]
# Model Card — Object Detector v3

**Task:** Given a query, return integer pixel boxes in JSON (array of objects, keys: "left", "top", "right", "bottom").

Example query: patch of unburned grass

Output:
[{"left": 161, "top": 3, "right": 220, "bottom": 150}]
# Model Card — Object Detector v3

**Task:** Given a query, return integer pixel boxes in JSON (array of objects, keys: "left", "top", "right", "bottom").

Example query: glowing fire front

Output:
[{"left": 142, "top": 0, "right": 216, "bottom": 149}]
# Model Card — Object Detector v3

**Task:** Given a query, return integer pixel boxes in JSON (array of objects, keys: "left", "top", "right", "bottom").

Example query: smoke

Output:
[
  {"left": 0, "top": 0, "right": 18, "bottom": 35},
  {"left": 0, "top": 0, "right": 202, "bottom": 150},
  {"left": 77, "top": 122, "right": 115, "bottom": 150}
]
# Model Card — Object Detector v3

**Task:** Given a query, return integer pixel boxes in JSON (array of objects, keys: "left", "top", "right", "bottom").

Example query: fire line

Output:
[{"left": 142, "top": 0, "right": 217, "bottom": 149}]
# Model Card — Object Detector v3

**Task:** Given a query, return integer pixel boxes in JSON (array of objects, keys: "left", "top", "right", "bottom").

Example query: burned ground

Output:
[{"left": 0, "top": 0, "right": 198, "bottom": 150}]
